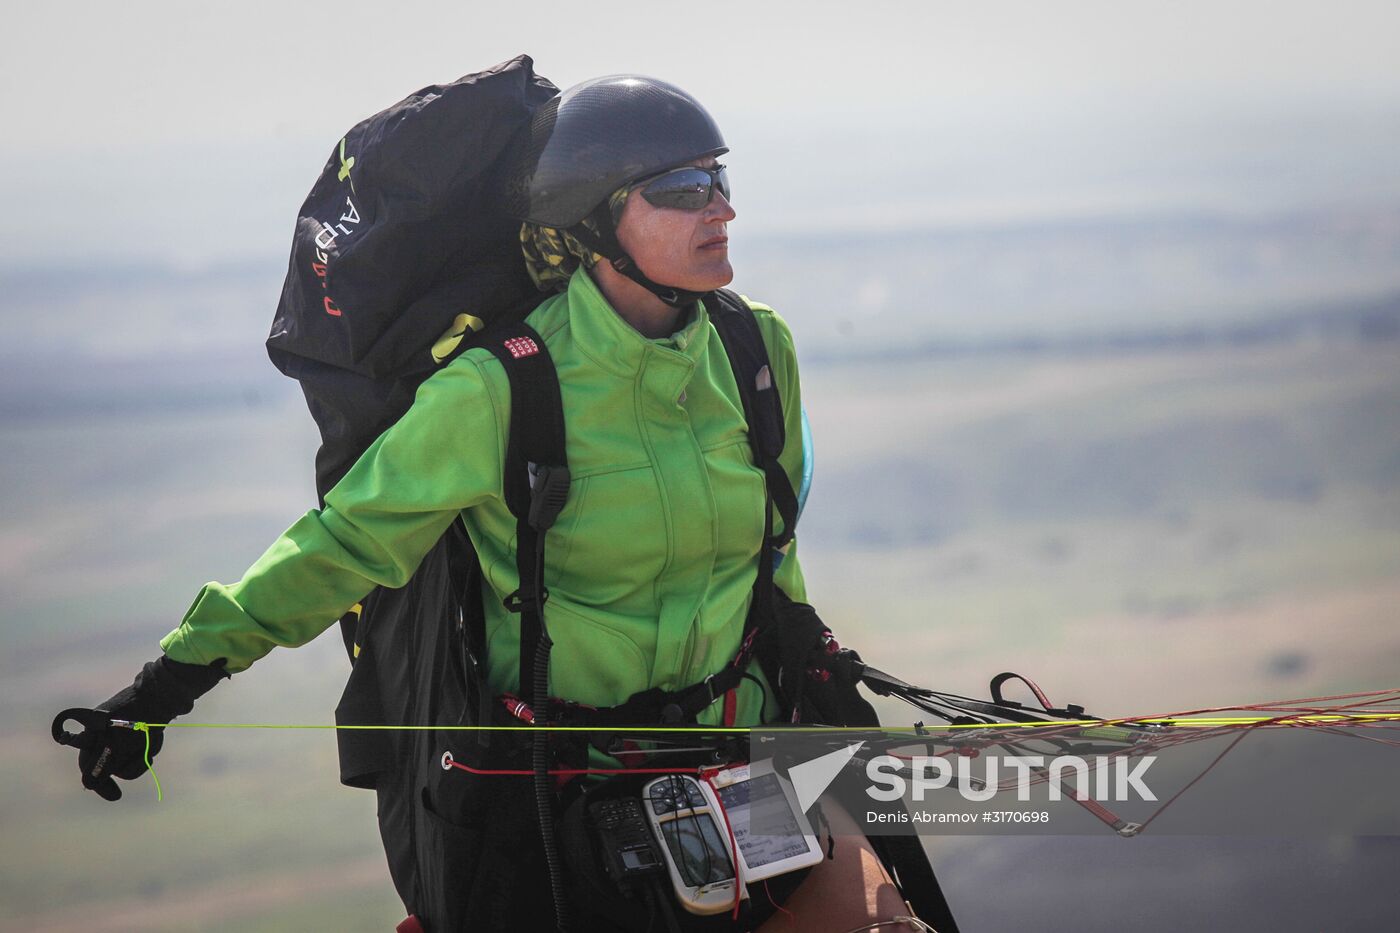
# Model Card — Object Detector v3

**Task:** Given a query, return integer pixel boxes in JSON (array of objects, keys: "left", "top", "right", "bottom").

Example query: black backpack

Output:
[{"left": 266, "top": 54, "right": 557, "bottom": 504}]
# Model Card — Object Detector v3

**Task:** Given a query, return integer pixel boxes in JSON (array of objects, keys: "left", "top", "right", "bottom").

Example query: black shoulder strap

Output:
[
  {"left": 480, "top": 323, "right": 569, "bottom": 706},
  {"left": 480, "top": 322, "right": 574, "bottom": 933},
  {"left": 705, "top": 289, "right": 800, "bottom": 550},
  {"left": 705, "top": 289, "right": 802, "bottom": 659}
]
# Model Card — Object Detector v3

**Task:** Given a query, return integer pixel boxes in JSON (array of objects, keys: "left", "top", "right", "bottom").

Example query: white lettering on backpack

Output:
[
  {"left": 315, "top": 196, "right": 362, "bottom": 249},
  {"left": 310, "top": 196, "right": 361, "bottom": 316}
]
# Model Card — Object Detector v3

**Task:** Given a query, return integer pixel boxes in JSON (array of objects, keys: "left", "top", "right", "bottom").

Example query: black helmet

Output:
[
  {"left": 508, "top": 74, "right": 728, "bottom": 228},
  {"left": 503, "top": 74, "right": 728, "bottom": 307}
]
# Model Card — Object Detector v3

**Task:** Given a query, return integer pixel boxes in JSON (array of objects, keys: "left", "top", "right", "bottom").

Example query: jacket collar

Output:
[{"left": 564, "top": 268, "right": 712, "bottom": 378}]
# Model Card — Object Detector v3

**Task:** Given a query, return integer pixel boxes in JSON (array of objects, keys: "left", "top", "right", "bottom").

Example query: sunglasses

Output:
[{"left": 637, "top": 164, "right": 731, "bottom": 210}]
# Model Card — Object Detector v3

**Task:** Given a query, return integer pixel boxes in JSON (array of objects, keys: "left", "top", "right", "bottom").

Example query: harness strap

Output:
[
  {"left": 481, "top": 324, "right": 569, "bottom": 708},
  {"left": 480, "top": 323, "right": 574, "bottom": 932},
  {"left": 706, "top": 290, "right": 799, "bottom": 708},
  {"left": 706, "top": 291, "right": 799, "bottom": 552},
  {"left": 509, "top": 636, "right": 755, "bottom": 728}
]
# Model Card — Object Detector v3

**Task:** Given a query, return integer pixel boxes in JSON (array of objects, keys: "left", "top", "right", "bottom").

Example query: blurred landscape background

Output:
[{"left": 3, "top": 2, "right": 1398, "bottom": 931}]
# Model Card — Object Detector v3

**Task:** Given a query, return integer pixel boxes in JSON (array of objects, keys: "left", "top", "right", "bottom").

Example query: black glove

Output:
[
  {"left": 756, "top": 591, "right": 879, "bottom": 727},
  {"left": 76, "top": 655, "right": 228, "bottom": 801}
]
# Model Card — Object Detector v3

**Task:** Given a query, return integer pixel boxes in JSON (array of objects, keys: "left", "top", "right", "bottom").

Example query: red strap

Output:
[
  {"left": 396, "top": 916, "right": 425, "bottom": 933},
  {"left": 722, "top": 687, "right": 737, "bottom": 727}
]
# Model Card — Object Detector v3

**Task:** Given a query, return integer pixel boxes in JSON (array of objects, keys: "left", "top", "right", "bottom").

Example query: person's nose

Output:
[{"left": 707, "top": 188, "right": 736, "bottom": 223}]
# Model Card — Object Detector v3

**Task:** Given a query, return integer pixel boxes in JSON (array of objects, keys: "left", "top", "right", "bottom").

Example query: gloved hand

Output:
[
  {"left": 75, "top": 655, "right": 228, "bottom": 801},
  {"left": 756, "top": 591, "right": 879, "bottom": 728}
]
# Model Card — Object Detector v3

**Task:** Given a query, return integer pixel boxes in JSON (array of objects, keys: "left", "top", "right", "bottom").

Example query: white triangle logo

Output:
[{"left": 788, "top": 742, "right": 865, "bottom": 814}]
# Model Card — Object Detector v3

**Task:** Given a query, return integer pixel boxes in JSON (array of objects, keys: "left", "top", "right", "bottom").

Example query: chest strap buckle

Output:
[
  {"left": 504, "top": 587, "right": 549, "bottom": 614},
  {"left": 527, "top": 463, "right": 571, "bottom": 531}
]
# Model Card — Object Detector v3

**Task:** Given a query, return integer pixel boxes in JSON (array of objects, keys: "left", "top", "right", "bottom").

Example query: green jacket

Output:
[{"left": 160, "top": 269, "right": 809, "bottom": 727}]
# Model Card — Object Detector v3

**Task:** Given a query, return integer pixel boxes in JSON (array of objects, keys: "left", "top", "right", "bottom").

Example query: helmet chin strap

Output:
[{"left": 569, "top": 204, "right": 708, "bottom": 309}]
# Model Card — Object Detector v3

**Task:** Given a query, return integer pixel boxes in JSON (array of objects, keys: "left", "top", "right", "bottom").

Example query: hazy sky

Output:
[{"left": 3, "top": 0, "right": 1399, "bottom": 263}]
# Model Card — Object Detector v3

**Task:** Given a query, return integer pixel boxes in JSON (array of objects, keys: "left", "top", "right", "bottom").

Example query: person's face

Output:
[{"left": 613, "top": 157, "right": 737, "bottom": 292}]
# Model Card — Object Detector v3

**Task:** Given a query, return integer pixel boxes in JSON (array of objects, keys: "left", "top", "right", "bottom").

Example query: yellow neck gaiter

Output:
[{"left": 520, "top": 187, "right": 632, "bottom": 292}]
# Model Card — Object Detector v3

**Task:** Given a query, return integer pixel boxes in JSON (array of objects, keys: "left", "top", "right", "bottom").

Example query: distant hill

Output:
[
  {"left": 2, "top": 200, "right": 1398, "bottom": 419},
  {"left": 736, "top": 202, "right": 1400, "bottom": 351}
]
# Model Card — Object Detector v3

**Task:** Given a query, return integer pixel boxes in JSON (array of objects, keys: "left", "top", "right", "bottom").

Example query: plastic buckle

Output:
[
  {"left": 703, "top": 673, "right": 719, "bottom": 704},
  {"left": 503, "top": 587, "right": 549, "bottom": 614},
  {"left": 527, "top": 463, "right": 571, "bottom": 531}
]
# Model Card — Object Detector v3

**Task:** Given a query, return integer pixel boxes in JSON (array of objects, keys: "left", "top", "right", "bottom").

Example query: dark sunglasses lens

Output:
[
  {"left": 642, "top": 168, "right": 716, "bottom": 209},
  {"left": 713, "top": 166, "right": 730, "bottom": 202}
]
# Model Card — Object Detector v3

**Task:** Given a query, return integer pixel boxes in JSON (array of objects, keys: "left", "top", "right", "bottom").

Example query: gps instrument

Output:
[
  {"left": 642, "top": 774, "right": 740, "bottom": 915},
  {"left": 709, "top": 760, "right": 824, "bottom": 881}
]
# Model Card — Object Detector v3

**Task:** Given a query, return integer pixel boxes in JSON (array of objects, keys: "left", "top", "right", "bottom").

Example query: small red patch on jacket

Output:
[{"left": 504, "top": 336, "right": 539, "bottom": 359}]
